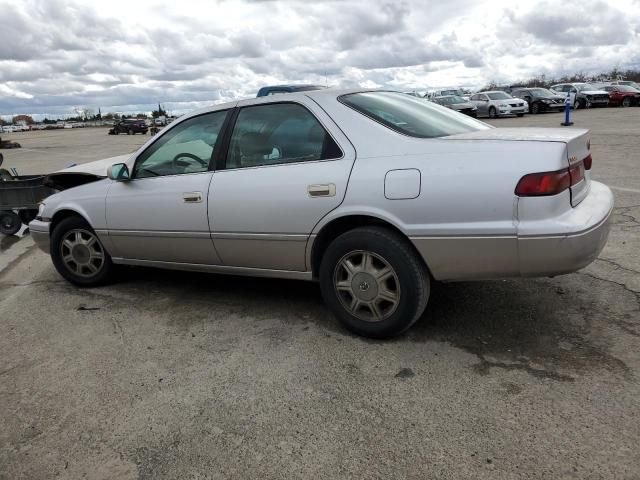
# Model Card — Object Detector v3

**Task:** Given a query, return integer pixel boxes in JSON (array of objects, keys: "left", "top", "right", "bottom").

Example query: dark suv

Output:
[{"left": 112, "top": 119, "right": 148, "bottom": 135}]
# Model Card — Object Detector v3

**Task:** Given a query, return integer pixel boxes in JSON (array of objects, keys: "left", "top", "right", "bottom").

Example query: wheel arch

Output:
[
  {"left": 308, "top": 214, "right": 431, "bottom": 280},
  {"left": 50, "top": 208, "right": 92, "bottom": 234}
]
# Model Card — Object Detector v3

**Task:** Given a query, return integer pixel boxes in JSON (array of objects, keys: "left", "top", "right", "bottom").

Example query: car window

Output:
[
  {"left": 226, "top": 103, "right": 342, "bottom": 169},
  {"left": 133, "top": 110, "right": 228, "bottom": 179},
  {"left": 340, "top": 91, "right": 490, "bottom": 138},
  {"left": 486, "top": 92, "right": 511, "bottom": 100}
]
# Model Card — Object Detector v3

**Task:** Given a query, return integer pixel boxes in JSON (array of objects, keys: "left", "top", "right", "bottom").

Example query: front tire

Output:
[
  {"left": 622, "top": 97, "right": 631, "bottom": 107},
  {"left": 488, "top": 106, "right": 497, "bottom": 118},
  {"left": 51, "top": 216, "right": 114, "bottom": 286},
  {"left": 531, "top": 102, "right": 539, "bottom": 114},
  {"left": 319, "top": 226, "right": 430, "bottom": 338}
]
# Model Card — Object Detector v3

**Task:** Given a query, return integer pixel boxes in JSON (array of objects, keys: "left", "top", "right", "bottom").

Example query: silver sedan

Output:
[{"left": 30, "top": 89, "right": 613, "bottom": 338}]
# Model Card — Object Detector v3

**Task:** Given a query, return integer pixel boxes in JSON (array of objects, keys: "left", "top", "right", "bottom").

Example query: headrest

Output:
[{"left": 240, "top": 132, "right": 273, "bottom": 157}]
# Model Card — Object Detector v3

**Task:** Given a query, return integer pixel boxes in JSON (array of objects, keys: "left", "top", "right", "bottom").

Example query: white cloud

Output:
[{"left": 0, "top": 0, "right": 638, "bottom": 117}]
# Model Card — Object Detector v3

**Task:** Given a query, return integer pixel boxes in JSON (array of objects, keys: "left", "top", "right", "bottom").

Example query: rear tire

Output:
[
  {"left": 622, "top": 97, "right": 631, "bottom": 107},
  {"left": 0, "top": 211, "right": 21, "bottom": 235},
  {"left": 50, "top": 216, "right": 114, "bottom": 287},
  {"left": 319, "top": 226, "right": 430, "bottom": 338}
]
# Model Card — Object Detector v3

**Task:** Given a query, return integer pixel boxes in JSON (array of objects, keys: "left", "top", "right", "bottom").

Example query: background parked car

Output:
[
  {"left": 111, "top": 119, "right": 148, "bottom": 135},
  {"left": 610, "top": 80, "right": 640, "bottom": 90},
  {"left": 550, "top": 83, "right": 609, "bottom": 109},
  {"left": 511, "top": 88, "right": 565, "bottom": 114},
  {"left": 430, "top": 95, "right": 478, "bottom": 117},
  {"left": 257, "top": 85, "right": 326, "bottom": 97},
  {"left": 425, "top": 88, "right": 469, "bottom": 100},
  {"left": 469, "top": 91, "right": 527, "bottom": 118},
  {"left": 601, "top": 85, "right": 640, "bottom": 107}
]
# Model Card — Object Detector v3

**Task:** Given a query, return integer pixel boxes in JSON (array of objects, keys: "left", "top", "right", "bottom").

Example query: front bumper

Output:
[
  {"left": 29, "top": 219, "right": 51, "bottom": 253},
  {"left": 498, "top": 105, "right": 527, "bottom": 116},
  {"left": 517, "top": 181, "right": 613, "bottom": 276}
]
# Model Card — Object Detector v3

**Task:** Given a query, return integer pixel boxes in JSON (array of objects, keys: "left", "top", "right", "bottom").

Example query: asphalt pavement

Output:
[{"left": 0, "top": 110, "right": 638, "bottom": 479}]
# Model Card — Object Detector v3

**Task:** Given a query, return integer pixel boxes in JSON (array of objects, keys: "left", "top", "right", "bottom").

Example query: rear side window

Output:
[
  {"left": 226, "top": 103, "right": 342, "bottom": 169},
  {"left": 340, "top": 91, "right": 490, "bottom": 138}
]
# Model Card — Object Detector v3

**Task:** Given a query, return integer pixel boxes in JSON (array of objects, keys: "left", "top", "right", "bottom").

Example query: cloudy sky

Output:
[{"left": 1, "top": 0, "right": 639, "bottom": 118}]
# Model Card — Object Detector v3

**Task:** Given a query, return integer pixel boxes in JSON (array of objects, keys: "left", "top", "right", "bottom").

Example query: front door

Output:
[
  {"left": 208, "top": 99, "right": 355, "bottom": 271},
  {"left": 106, "top": 109, "right": 230, "bottom": 264}
]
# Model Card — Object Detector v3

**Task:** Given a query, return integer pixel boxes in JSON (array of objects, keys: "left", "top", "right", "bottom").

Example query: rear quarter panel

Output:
[{"left": 312, "top": 134, "right": 567, "bottom": 280}]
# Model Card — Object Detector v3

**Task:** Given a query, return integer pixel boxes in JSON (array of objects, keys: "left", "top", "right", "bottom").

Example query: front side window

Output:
[
  {"left": 133, "top": 110, "right": 228, "bottom": 179},
  {"left": 340, "top": 91, "right": 490, "bottom": 138},
  {"left": 226, "top": 103, "right": 342, "bottom": 169}
]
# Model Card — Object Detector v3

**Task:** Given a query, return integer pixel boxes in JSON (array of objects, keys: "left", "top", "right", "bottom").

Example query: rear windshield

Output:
[{"left": 340, "top": 91, "right": 490, "bottom": 138}]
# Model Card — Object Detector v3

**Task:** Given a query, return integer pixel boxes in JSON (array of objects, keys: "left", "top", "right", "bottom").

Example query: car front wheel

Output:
[
  {"left": 319, "top": 226, "right": 430, "bottom": 338},
  {"left": 51, "top": 216, "right": 114, "bottom": 286}
]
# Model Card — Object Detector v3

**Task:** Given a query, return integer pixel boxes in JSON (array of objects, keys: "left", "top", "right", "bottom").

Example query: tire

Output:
[
  {"left": 319, "top": 226, "right": 430, "bottom": 339},
  {"left": 50, "top": 216, "right": 114, "bottom": 287},
  {"left": 128, "top": 129, "right": 133, "bottom": 135},
  {"left": 0, "top": 210, "right": 21, "bottom": 236},
  {"left": 531, "top": 102, "right": 539, "bottom": 114},
  {"left": 488, "top": 106, "right": 497, "bottom": 118},
  {"left": 573, "top": 99, "right": 580, "bottom": 110},
  {"left": 622, "top": 97, "right": 631, "bottom": 107},
  {"left": 114, "top": 129, "right": 119, "bottom": 135}
]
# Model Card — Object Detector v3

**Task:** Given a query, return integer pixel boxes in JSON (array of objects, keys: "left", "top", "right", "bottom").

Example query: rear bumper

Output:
[
  {"left": 28, "top": 219, "right": 50, "bottom": 253},
  {"left": 517, "top": 181, "right": 613, "bottom": 276}
]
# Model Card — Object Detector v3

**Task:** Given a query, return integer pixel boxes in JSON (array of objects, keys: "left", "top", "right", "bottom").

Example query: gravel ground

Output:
[{"left": 1, "top": 108, "right": 638, "bottom": 479}]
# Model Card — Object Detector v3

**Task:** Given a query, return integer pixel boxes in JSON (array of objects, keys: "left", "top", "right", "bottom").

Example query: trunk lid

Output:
[{"left": 444, "top": 127, "right": 592, "bottom": 206}]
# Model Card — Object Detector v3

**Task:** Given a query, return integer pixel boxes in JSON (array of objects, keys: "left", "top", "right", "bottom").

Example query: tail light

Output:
[
  {"left": 583, "top": 154, "right": 592, "bottom": 170},
  {"left": 515, "top": 161, "right": 585, "bottom": 197}
]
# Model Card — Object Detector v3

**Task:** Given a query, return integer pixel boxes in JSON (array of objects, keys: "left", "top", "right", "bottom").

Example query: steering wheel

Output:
[{"left": 172, "top": 152, "right": 209, "bottom": 170}]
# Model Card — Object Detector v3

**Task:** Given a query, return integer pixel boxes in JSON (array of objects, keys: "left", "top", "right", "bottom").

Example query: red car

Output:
[{"left": 602, "top": 85, "right": 640, "bottom": 107}]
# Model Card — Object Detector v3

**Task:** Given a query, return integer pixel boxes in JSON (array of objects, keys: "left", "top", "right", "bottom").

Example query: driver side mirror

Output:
[{"left": 108, "top": 163, "right": 130, "bottom": 181}]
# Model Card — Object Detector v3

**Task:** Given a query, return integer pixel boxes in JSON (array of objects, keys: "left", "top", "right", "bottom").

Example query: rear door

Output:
[{"left": 208, "top": 98, "right": 355, "bottom": 271}]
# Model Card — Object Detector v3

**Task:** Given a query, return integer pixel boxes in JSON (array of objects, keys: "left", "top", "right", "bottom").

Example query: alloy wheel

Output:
[
  {"left": 60, "top": 228, "right": 105, "bottom": 278},
  {"left": 333, "top": 250, "right": 400, "bottom": 322}
]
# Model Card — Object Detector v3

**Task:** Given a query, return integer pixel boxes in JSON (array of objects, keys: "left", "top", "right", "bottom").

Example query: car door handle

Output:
[
  {"left": 308, "top": 184, "right": 336, "bottom": 197},
  {"left": 183, "top": 192, "right": 203, "bottom": 203}
]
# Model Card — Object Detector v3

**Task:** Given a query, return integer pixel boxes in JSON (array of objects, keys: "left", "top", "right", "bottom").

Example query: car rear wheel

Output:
[
  {"left": 622, "top": 97, "right": 631, "bottom": 107},
  {"left": 488, "top": 106, "right": 497, "bottom": 118},
  {"left": 51, "top": 216, "right": 114, "bottom": 286},
  {"left": 319, "top": 226, "right": 429, "bottom": 338},
  {"left": 0, "top": 210, "right": 22, "bottom": 236}
]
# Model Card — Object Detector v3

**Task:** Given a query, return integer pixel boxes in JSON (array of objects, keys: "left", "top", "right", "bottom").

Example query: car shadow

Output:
[{"left": 113, "top": 267, "right": 630, "bottom": 381}]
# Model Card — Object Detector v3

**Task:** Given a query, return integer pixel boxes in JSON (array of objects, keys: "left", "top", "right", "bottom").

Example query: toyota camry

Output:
[{"left": 30, "top": 89, "right": 613, "bottom": 338}]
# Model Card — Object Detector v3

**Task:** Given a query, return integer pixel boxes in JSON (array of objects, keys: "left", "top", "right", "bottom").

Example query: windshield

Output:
[
  {"left": 529, "top": 88, "right": 557, "bottom": 97},
  {"left": 340, "top": 91, "right": 490, "bottom": 138},
  {"left": 436, "top": 96, "right": 467, "bottom": 105},
  {"left": 440, "top": 89, "right": 464, "bottom": 96},
  {"left": 486, "top": 92, "right": 511, "bottom": 100},
  {"left": 616, "top": 85, "right": 639, "bottom": 92},
  {"left": 576, "top": 84, "right": 597, "bottom": 91}
]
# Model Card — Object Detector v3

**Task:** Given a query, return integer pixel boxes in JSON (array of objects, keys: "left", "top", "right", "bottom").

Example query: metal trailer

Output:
[{"left": 0, "top": 154, "right": 55, "bottom": 235}]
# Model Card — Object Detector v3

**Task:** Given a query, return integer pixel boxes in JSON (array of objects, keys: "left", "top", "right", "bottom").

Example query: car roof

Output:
[{"left": 177, "top": 88, "right": 438, "bottom": 127}]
